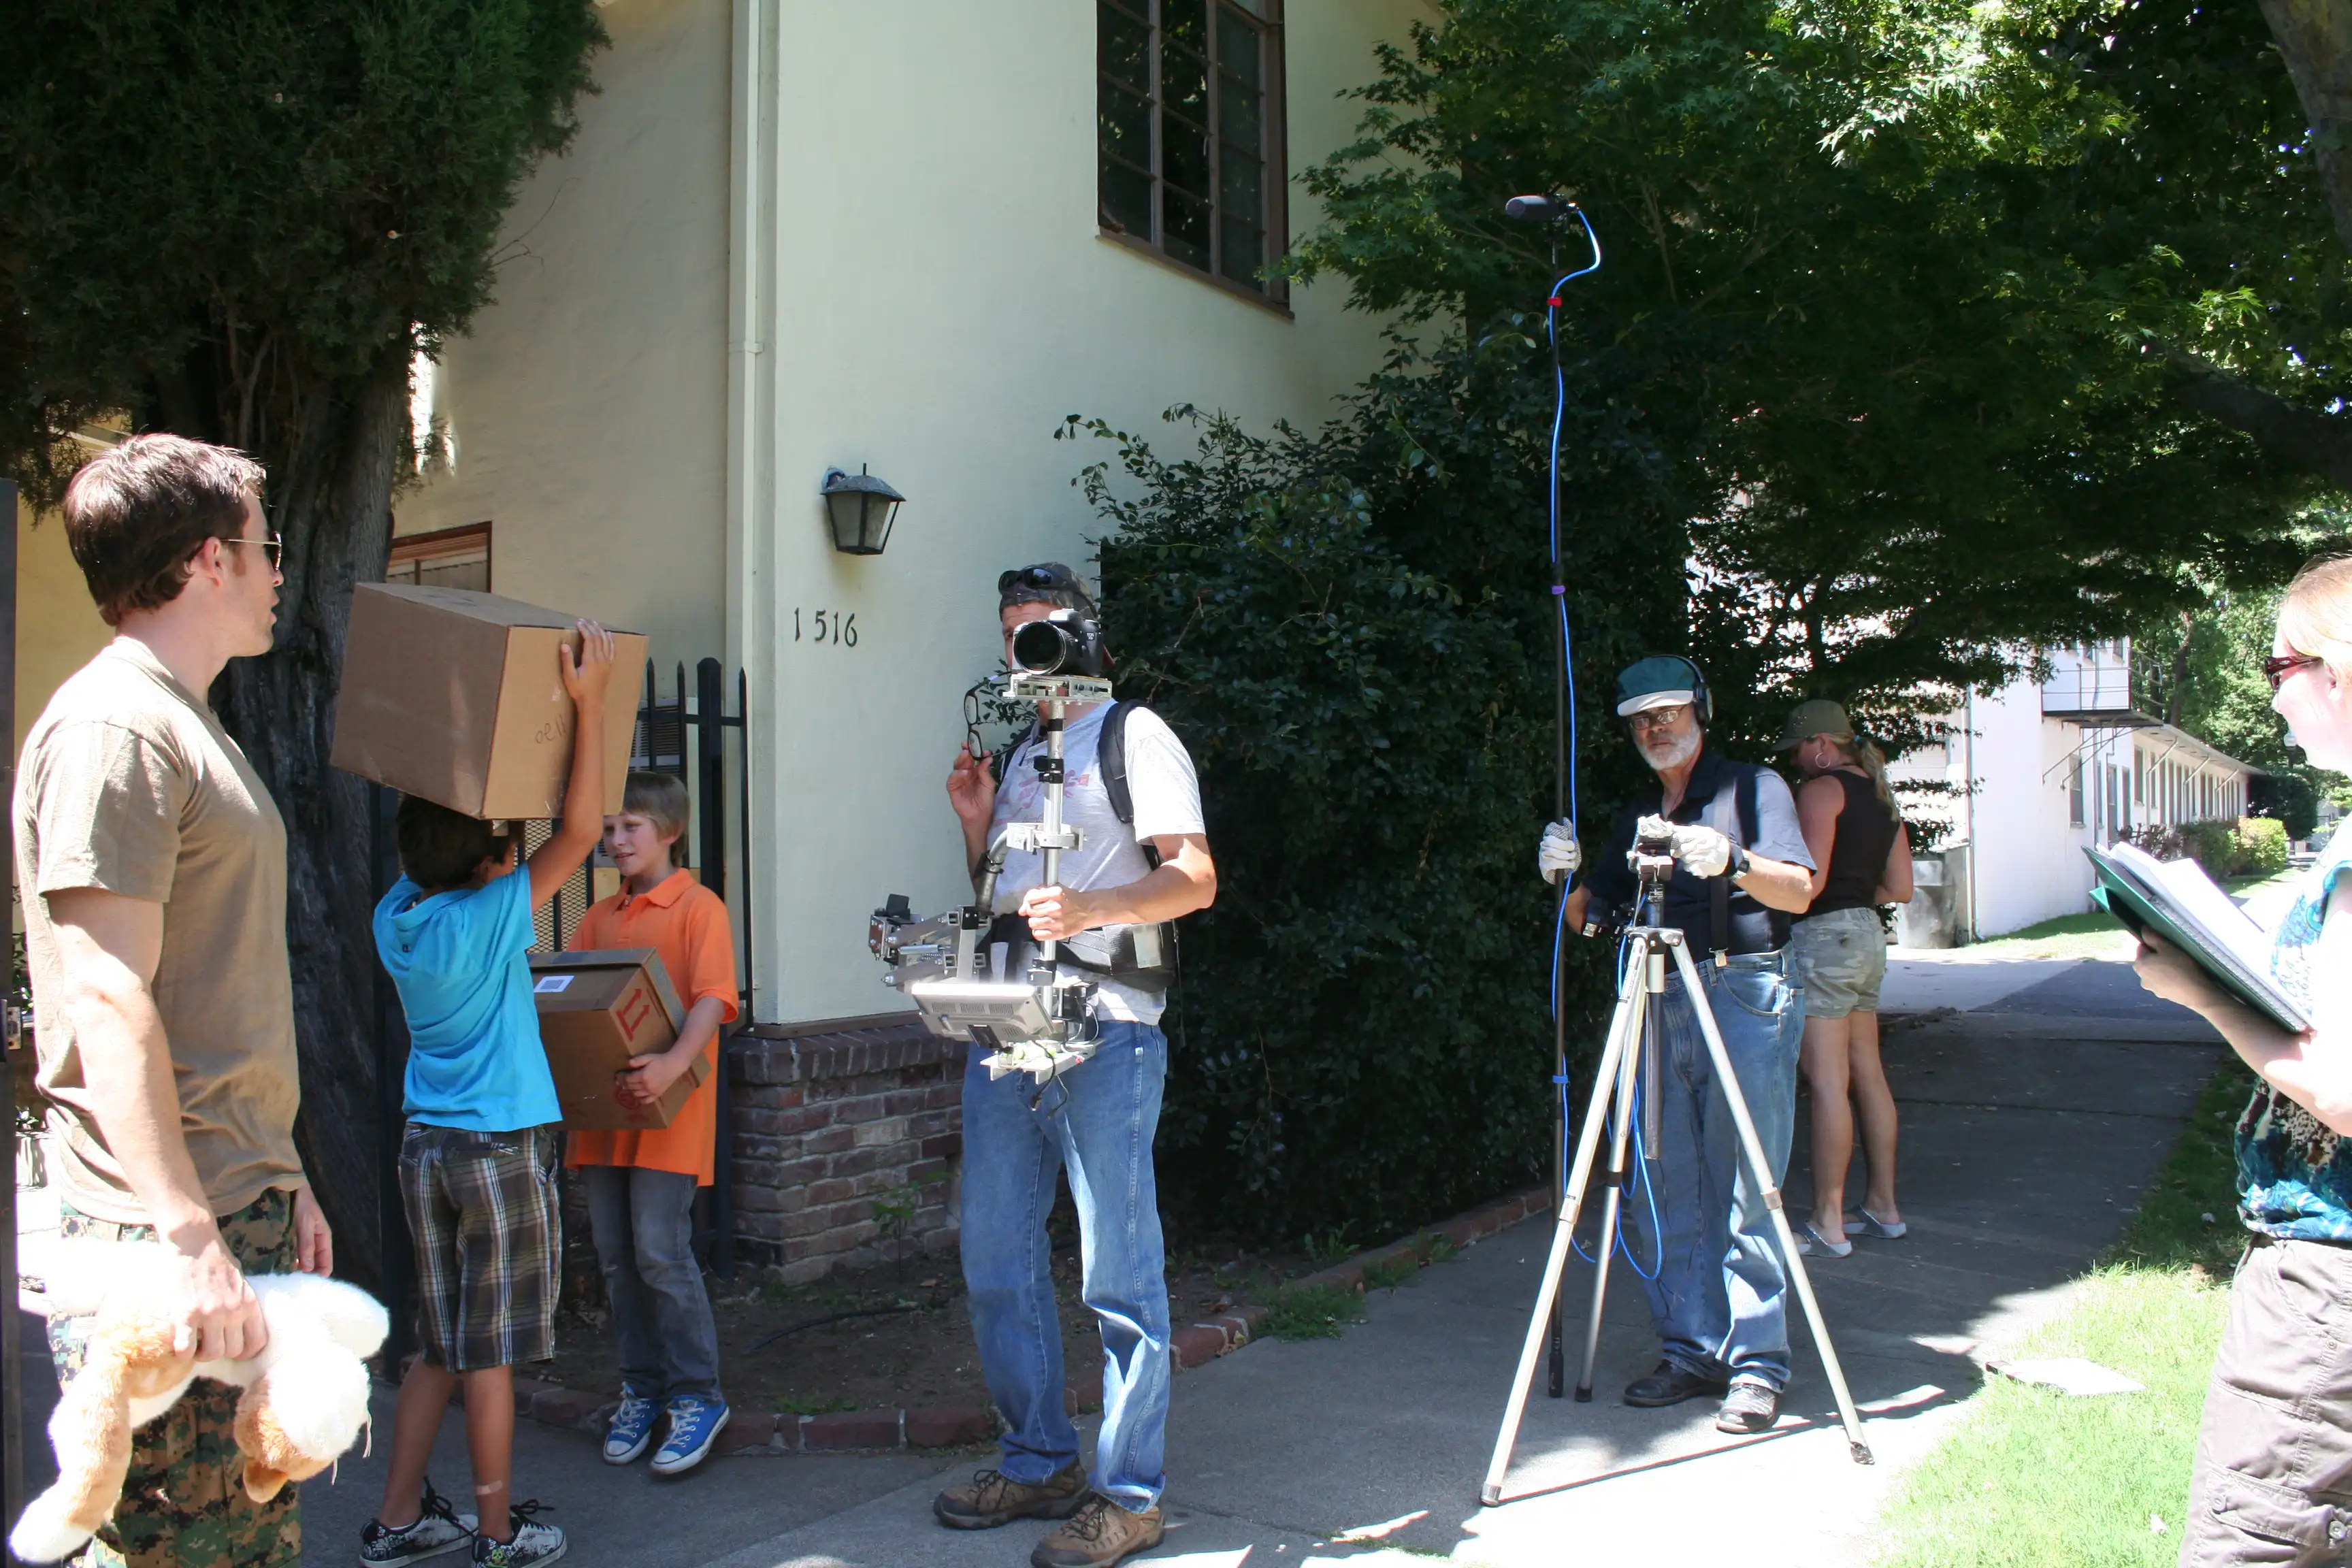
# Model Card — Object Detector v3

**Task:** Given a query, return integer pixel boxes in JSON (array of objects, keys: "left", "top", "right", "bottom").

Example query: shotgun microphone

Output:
[{"left": 1504, "top": 194, "right": 1575, "bottom": 223}]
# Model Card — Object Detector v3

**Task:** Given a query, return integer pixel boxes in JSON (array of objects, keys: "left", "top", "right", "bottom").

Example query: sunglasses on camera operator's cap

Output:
[
  {"left": 1774, "top": 698, "right": 1854, "bottom": 751},
  {"left": 998, "top": 562, "right": 1095, "bottom": 609}
]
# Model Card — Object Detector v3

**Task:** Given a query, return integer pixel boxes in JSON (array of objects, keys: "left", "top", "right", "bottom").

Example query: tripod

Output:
[{"left": 1482, "top": 858, "right": 1874, "bottom": 1506}]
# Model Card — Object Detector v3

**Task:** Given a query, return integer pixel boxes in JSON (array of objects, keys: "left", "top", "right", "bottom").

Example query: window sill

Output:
[{"left": 1096, "top": 229, "right": 1294, "bottom": 320}]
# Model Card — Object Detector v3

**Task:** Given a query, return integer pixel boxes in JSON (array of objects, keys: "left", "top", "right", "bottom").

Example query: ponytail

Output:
[{"left": 1850, "top": 735, "right": 1899, "bottom": 819}]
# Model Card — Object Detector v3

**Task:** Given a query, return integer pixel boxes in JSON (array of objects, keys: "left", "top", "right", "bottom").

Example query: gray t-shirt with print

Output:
[{"left": 988, "top": 701, "right": 1205, "bottom": 1024}]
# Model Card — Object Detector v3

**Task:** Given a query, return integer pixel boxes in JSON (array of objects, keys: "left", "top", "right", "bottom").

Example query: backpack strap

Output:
[{"left": 1100, "top": 700, "right": 1160, "bottom": 869}]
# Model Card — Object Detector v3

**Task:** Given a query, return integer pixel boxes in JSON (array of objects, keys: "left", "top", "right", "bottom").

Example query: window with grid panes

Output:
[{"left": 1098, "top": 0, "right": 1285, "bottom": 300}]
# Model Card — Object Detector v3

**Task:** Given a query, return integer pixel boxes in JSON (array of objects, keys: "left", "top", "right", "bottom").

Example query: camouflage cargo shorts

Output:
[{"left": 45, "top": 1190, "right": 300, "bottom": 1568}]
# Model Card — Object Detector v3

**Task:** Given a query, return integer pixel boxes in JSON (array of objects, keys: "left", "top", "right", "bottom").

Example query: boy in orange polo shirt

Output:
[{"left": 567, "top": 770, "right": 740, "bottom": 1476}]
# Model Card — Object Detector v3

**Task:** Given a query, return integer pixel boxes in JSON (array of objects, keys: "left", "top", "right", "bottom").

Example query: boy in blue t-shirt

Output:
[{"left": 361, "top": 622, "right": 612, "bottom": 1568}]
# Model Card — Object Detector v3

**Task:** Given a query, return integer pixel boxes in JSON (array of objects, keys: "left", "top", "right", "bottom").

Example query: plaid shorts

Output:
[{"left": 399, "top": 1122, "right": 561, "bottom": 1372}]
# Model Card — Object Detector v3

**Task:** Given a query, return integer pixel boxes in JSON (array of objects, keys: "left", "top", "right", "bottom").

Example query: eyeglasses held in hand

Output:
[{"left": 2265, "top": 653, "right": 2322, "bottom": 692}]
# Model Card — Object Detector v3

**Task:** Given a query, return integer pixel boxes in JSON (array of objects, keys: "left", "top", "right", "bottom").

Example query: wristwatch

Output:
[{"left": 1727, "top": 843, "right": 1752, "bottom": 881}]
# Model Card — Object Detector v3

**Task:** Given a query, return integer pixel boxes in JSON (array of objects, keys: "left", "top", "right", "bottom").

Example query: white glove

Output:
[
  {"left": 1666, "top": 819, "right": 1734, "bottom": 879},
  {"left": 1538, "top": 820, "right": 1582, "bottom": 883}
]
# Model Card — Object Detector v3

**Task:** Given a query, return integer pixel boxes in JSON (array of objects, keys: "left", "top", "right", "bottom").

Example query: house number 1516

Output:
[{"left": 794, "top": 608, "right": 858, "bottom": 647}]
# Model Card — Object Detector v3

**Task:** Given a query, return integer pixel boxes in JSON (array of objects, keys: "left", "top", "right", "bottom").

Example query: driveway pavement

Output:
[{"left": 11, "top": 956, "right": 2223, "bottom": 1566}]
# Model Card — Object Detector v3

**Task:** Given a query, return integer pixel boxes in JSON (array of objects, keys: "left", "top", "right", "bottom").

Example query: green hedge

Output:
[
  {"left": 1080, "top": 340, "right": 1693, "bottom": 1243},
  {"left": 2236, "top": 816, "right": 2289, "bottom": 877}
]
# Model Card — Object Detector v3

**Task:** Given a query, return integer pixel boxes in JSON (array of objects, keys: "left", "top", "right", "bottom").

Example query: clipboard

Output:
[{"left": 2086, "top": 843, "right": 2308, "bottom": 1032}]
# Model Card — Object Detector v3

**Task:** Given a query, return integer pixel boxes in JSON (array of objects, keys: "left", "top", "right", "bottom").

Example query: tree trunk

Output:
[
  {"left": 2166, "top": 609, "right": 2192, "bottom": 728},
  {"left": 210, "top": 350, "right": 407, "bottom": 1290},
  {"left": 2261, "top": 0, "right": 2352, "bottom": 255}
]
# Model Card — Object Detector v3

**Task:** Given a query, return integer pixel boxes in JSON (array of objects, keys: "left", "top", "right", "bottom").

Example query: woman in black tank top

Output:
[{"left": 1778, "top": 701, "right": 1914, "bottom": 1258}]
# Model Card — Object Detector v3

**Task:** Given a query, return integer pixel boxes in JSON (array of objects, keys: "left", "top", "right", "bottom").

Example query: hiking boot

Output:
[
  {"left": 1716, "top": 1381, "right": 1780, "bottom": 1433},
  {"left": 602, "top": 1390, "right": 659, "bottom": 1465},
  {"left": 471, "top": 1503, "right": 564, "bottom": 1567},
  {"left": 1031, "top": 1493, "right": 1166, "bottom": 1568},
  {"left": 359, "top": 1477, "right": 477, "bottom": 1564},
  {"left": 650, "top": 1396, "right": 730, "bottom": 1475},
  {"left": 1623, "top": 1360, "right": 1728, "bottom": 1407},
  {"left": 934, "top": 1463, "right": 1088, "bottom": 1530}
]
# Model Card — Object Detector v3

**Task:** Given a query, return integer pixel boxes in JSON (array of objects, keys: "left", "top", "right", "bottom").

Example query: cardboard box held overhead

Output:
[
  {"left": 330, "top": 584, "right": 644, "bottom": 819},
  {"left": 529, "top": 949, "right": 705, "bottom": 1130}
]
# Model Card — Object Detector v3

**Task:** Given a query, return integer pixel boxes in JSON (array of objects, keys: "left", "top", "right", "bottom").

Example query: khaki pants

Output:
[{"left": 2183, "top": 1236, "right": 2352, "bottom": 1566}]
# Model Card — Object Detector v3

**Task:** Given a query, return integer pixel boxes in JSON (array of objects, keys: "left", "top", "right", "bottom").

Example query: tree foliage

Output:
[
  {"left": 1076, "top": 337, "right": 1688, "bottom": 1237},
  {"left": 1288, "top": 0, "right": 2336, "bottom": 745},
  {"left": 1, "top": 1, "right": 606, "bottom": 1284}
]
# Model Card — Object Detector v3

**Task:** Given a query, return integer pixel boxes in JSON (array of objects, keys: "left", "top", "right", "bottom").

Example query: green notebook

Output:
[{"left": 2086, "top": 841, "right": 2307, "bottom": 1033}]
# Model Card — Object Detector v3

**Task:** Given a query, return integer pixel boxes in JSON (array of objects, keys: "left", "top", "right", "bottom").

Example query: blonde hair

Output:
[
  {"left": 2278, "top": 555, "right": 2352, "bottom": 685},
  {"left": 1820, "top": 731, "right": 1900, "bottom": 817},
  {"left": 622, "top": 770, "right": 691, "bottom": 868}
]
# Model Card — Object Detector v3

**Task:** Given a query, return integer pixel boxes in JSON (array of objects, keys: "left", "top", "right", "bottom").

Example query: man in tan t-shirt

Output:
[{"left": 16, "top": 434, "right": 330, "bottom": 1568}]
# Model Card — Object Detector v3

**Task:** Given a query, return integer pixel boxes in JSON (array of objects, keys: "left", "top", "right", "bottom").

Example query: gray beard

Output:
[{"left": 1639, "top": 730, "right": 1699, "bottom": 772}]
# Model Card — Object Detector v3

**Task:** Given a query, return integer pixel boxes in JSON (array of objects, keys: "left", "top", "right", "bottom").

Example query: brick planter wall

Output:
[{"left": 729, "top": 1018, "right": 962, "bottom": 1284}]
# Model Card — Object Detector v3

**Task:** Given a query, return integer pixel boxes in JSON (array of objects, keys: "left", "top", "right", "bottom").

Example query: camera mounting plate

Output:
[{"left": 1006, "top": 672, "right": 1112, "bottom": 705}]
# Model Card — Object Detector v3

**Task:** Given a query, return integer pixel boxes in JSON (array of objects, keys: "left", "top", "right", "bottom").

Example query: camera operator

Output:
[
  {"left": 935, "top": 563, "right": 1216, "bottom": 1568},
  {"left": 1535, "top": 656, "right": 1816, "bottom": 1434}
]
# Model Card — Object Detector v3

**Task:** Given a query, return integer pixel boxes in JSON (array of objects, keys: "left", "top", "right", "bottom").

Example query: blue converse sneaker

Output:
[
  {"left": 360, "top": 1478, "right": 478, "bottom": 1564},
  {"left": 649, "top": 1396, "right": 730, "bottom": 1475},
  {"left": 603, "top": 1390, "right": 659, "bottom": 1465}
]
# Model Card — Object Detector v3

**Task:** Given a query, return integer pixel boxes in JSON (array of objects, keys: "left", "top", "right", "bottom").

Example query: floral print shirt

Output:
[{"left": 2243, "top": 820, "right": 2352, "bottom": 1241}]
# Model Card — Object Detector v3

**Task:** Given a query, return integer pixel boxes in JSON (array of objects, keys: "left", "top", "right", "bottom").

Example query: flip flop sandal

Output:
[
  {"left": 1795, "top": 1219, "right": 1852, "bottom": 1258},
  {"left": 1851, "top": 1210, "right": 1908, "bottom": 1240}
]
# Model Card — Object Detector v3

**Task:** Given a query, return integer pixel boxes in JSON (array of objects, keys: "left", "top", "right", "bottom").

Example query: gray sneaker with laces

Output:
[
  {"left": 471, "top": 1503, "right": 565, "bottom": 1567},
  {"left": 359, "top": 1479, "right": 477, "bottom": 1565}
]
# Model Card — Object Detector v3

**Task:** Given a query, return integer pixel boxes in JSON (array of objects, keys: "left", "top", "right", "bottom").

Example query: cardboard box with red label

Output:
[{"left": 528, "top": 949, "right": 706, "bottom": 1130}]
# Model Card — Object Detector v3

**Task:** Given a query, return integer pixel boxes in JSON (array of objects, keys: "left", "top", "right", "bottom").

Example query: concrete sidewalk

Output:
[{"left": 12, "top": 955, "right": 2222, "bottom": 1566}]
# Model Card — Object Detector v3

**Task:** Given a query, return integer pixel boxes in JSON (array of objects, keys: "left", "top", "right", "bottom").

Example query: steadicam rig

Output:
[{"left": 870, "top": 668, "right": 1114, "bottom": 1083}]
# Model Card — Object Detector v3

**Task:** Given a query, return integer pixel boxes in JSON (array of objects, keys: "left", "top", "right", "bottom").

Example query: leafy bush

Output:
[
  {"left": 2235, "top": 817, "right": 2289, "bottom": 877},
  {"left": 1078, "top": 337, "right": 1692, "bottom": 1244},
  {"left": 2177, "top": 821, "right": 2242, "bottom": 881}
]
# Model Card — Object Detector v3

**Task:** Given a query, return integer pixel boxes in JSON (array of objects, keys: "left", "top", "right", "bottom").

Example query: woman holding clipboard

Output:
[{"left": 2134, "top": 555, "right": 2352, "bottom": 1568}]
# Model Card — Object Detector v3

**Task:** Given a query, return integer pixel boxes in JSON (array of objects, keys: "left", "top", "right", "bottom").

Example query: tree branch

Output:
[
  {"left": 2260, "top": 0, "right": 2352, "bottom": 256},
  {"left": 2158, "top": 342, "right": 2352, "bottom": 485}
]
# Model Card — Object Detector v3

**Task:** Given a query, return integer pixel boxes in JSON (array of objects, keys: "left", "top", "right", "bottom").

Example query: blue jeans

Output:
[
  {"left": 1624, "top": 952, "right": 1803, "bottom": 1392},
  {"left": 959, "top": 1019, "right": 1170, "bottom": 1512},
  {"left": 581, "top": 1164, "right": 723, "bottom": 1402}
]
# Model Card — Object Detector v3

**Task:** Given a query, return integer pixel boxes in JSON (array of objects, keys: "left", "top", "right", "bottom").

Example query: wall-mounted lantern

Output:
[{"left": 819, "top": 466, "right": 905, "bottom": 556}]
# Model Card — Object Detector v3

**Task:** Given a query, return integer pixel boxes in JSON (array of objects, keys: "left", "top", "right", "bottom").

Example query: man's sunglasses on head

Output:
[{"left": 998, "top": 564, "right": 1083, "bottom": 595}]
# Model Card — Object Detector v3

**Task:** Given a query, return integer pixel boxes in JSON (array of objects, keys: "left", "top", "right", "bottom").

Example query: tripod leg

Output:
[
  {"left": 1667, "top": 940, "right": 1874, "bottom": 1465},
  {"left": 1482, "top": 966, "right": 1643, "bottom": 1506},
  {"left": 1573, "top": 981, "right": 1648, "bottom": 1401}
]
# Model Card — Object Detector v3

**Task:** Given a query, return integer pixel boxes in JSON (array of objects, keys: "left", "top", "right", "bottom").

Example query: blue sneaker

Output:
[
  {"left": 602, "top": 1391, "right": 659, "bottom": 1465},
  {"left": 649, "top": 1396, "right": 730, "bottom": 1475}
]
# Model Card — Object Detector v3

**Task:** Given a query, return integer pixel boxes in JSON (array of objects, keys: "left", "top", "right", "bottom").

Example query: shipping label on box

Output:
[
  {"left": 331, "top": 583, "right": 645, "bottom": 819},
  {"left": 528, "top": 948, "right": 706, "bottom": 1130}
]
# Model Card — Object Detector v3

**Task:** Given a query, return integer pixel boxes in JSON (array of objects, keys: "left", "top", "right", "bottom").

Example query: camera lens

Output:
[{"left": 1011, "top": 619, "right": 1074, "bottom": 673}]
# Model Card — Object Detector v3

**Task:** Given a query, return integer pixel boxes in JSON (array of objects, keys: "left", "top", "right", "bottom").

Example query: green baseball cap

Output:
[
  {"left": 1615, "top": 656, "right": 1701, "bottom": 717},
  {"left": 1775, "top": 698, "right": 1854, "bottom": 751}
]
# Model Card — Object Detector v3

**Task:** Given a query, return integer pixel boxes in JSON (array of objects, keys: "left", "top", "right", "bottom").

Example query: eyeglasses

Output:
[
  {"left": 998, "top": 564, "right": 1081, "bottom": 595},
  {"left": 220, "top": 532, "right": 283, "bottom": 570},
  {"left": 1627, "top": 704, "right": 1690, "bottom": 731},
  {"left": 2264, "top": 653, "right": 2323, "bottom": 692}
]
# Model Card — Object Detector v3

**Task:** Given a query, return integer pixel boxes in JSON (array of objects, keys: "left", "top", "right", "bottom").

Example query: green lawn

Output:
[
  {"left": 1871, "top": 1062, "right": 2254, "bottom": 1567},
  {"left": 1965, "top": 911, "right": 2136, "bottom": 962}
]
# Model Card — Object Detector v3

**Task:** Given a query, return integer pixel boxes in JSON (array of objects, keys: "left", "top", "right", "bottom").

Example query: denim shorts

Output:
[{"left": 1793, "top": 906, "right": 1887, "bottom": 1019}]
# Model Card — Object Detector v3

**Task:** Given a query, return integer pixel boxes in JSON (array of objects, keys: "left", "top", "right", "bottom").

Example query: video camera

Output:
[{"left": 868, "top": 647, "right": 1116, "bottom": 1082}]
